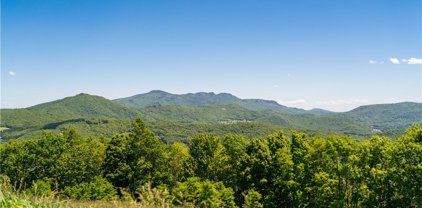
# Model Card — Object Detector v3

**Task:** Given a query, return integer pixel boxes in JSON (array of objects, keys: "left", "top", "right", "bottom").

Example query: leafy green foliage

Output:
[
  {"left": 27, "top": 180, "right": 53, "bottom": 197},
  {"left": 103, "top": 118, "right": 177, "bottom": 192},
  {"left": 62, "top": 177, "right": 116, "bottom": 200},
  {"left": 0, "top": 175, "right": 69, "bottom": 208},
  {"left": 188, "top": 134, "right": 229, "bottom": 181},
  {"left": 135, "top": 182, "right": 174, "bottom": 207},
  {"left": 172, "top": 177, "right": 236, "bottom": 208},
  {"left": 0, "top": 129, "right": 105, "bottom": 190},
  {"left": 242, "top": 189, "right": 263, "bottom": 208},
  {"left": 1, "top": 117, "right": 421, "bottom": 207}
]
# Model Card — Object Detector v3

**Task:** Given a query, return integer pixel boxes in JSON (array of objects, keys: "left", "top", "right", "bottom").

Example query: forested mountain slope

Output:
[
  {"left": 344, "top": 102, "right": 422, "bottom": 130},
  {"left": 114, "top": 90, "right": 307, "bottom": 114},
  {"left": 1, "top": 92, "right": 421, "bottom": 141},
  {"left": 1, "top": 94, "right": 141, "bottom": 139}
]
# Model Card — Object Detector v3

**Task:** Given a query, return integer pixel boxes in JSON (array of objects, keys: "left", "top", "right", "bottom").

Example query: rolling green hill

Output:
[
  {"left": 1, "top": 93, "right": 140, "bottom": 128},
  {"left": 0, "top": 94, "right": 141, "bottom": 140},
  {"left": 28, "top": 93, "right": 140, "bottom": 119},
  {"left": 1, "top": 92, "right": 421, "bottom": 141},
  {"left": 344, "top": 102, "right": 422, "bottom": 130},
  {"left": 136, "top": 104, "right": 371, "bottom": 136}
]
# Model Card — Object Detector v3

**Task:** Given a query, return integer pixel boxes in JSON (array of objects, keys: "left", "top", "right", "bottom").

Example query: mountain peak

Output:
[
  {"left": 148, "top": 90, "right": 170, "bottom": 94},
  {"left": 217, "top": 92, "right": 235, "bottom": 96},
  {"left": 26, "top": 92, "right": 139, "bottom": 120},
  {"left": 76, "top": 92, "right": 90, "bottom": 96},
  {"left": 72, "top": 92, "right": 98, "bottom": 98},
  {"left": 195, "top": 92, "right": 215, "bottom": 95}
]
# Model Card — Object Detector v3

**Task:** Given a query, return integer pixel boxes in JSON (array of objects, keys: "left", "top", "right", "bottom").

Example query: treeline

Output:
[{"left": 0, "top": 117, "right": 421, "bottom": 207}]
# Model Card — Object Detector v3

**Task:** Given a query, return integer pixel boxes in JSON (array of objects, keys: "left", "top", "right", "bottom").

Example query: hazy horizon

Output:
[{"left": 2, "top": 0, "right": 422, "bottom": 111}]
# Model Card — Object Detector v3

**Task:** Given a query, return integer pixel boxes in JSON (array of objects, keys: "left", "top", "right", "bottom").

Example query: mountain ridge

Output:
[
  {"left": 4, "top": 90, "right": 420, "bottom": 114},
  {"left": 114, "top": 90, "right": 422, "bottom": 114},
  {"left": 114, "top": 90, "right": 309, "bottom": 114}
]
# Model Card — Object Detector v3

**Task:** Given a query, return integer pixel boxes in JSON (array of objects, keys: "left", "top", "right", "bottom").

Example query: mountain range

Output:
[
  {"left": 1, "top": 90, "right": 421, "bottom": 142},
  {"left": 114, "top": 90, "right": 307, "bottom": 114}
]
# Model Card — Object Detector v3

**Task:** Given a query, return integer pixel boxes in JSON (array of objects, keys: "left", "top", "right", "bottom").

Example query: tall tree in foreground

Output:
[
  {"left": 220, "top": 134, "right": 249, "bottom": 203},
  {"left": 290, "top": 131, "right": 310, "bottom": 207},
  {"left": 238, "top": 131, "right": 295, "bottom": 208},
  {"left": 387, "top": 124, "right": 422, "bottom": 207},
  {"left": 188, "top": 134, "right": 230, "bottom": 181},
  {"left": 103, "top": 117, "right": 166, "bottom": 193},
  {"left": 359, "top": 135, "right": 392, "bottom": 207}
]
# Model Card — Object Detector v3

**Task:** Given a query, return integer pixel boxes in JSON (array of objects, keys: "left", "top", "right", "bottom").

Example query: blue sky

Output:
[{"left": 2, "top": 0, "right": 421, "bottom": 111}]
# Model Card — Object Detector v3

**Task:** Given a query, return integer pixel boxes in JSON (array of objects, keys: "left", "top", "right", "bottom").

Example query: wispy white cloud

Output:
[
  {"left": 386, "top": 57, "right": 422, "bottom": 65},
  {"left": 279, "top": 98, "right": 371, "bottom": 112},
  {"left": 312, "top": 99, "right": 371, "bottom": 112},
  {"left": 368, "top": 60, "right": 384, "bottom": 65},
  {"left": 389, "top": 57, "right": 400, "bottom": 64},
  {"left": 406, "top": 58, "right": 422, "bottom": 64},
  {"left": 369, "top": 60, "right": 378, "bottom": 64},
  {"left": 8, "top": 71, "right": 16, "bottom": 76},
  {"left": 315, "top": 99, "right": 369, "bottom": 106},
  {"left": 370, "top": 57, "right": 421, "bottom": 65}
]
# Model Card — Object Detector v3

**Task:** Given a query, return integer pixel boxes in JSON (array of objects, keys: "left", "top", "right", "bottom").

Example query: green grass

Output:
[
  {"left": 0, "top": 179, "right": 69, "bottom": 208},
  {"left": 0, "top": 177, "right": 172, "bottom": 208},
  {"left": 0, "top": 127, "right": 9, "bottom": 132}
]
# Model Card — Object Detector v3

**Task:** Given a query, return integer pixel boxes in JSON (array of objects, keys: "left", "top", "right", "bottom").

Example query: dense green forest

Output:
[{"left": 1, "top": 117, "right": 421, "bottom": 207}]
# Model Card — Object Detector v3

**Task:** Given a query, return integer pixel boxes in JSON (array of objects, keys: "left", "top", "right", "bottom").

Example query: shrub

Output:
[
  {"left": 62, "top": 177, "right": 116, "bottom": 200},
  {"left": 172, "top": 177, "right": 236, "bottom": 208},
  {"left": 136, "top": 182, "right": 174, "bottom": 207},
  {"left": 27, "top": 180, "right": 53, "bottom": 197},
  {"left": 242, "top": 189, "right": 263, "bottom": 208}
]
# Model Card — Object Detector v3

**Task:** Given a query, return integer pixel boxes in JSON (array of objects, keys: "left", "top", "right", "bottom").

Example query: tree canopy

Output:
[{"left": 1, "top": 118, "right": 421, "bottom": 207}]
